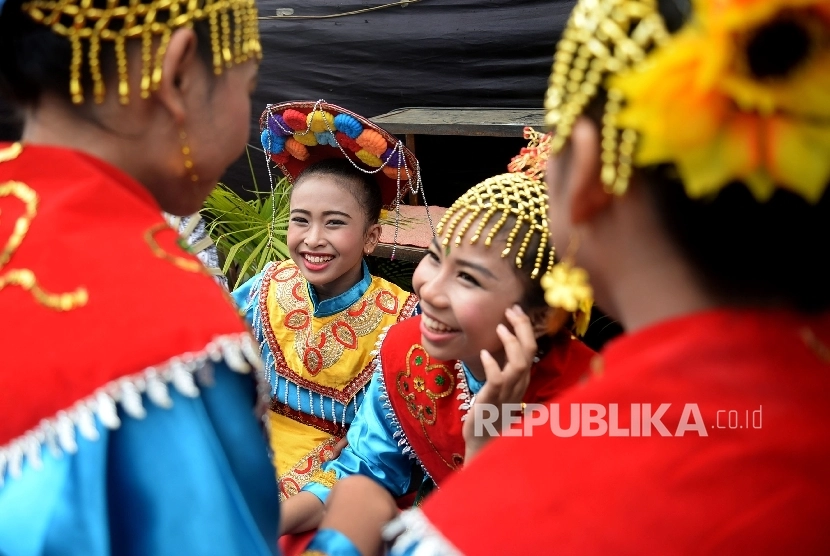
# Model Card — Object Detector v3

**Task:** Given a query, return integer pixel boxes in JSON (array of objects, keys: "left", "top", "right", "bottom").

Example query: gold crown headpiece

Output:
[
  {"left": 435, "top": 171, "right": 554, "bottom": 280},
  {"left": 21, "top": 0, "right": 262, "bottom": 105},
  {"left": 545, "top": 0, "right": 830, "bottom": 203}
]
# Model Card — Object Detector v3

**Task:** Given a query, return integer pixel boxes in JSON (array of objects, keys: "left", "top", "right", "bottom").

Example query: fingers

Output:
[
  {"left": 504, "top": 305, "right": 538, "bottom": 360},
  {"left": 332, "top": 437, "right": 349, "bottom": 459}
]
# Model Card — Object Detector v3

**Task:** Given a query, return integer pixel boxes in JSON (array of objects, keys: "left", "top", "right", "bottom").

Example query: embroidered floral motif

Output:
[
  {"left": 396, "top": 346, "right": 455, "bottom": 426},
  {"left": 278, "top": 437, "right": 340, "bottom": 501}
]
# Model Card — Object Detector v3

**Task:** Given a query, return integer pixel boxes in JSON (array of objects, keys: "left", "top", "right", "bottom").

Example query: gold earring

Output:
[
  {"left": 180, "top": 129, "right": 199, "bottom": 183},
  {"left": 540, "top": 234, "right": 593, "bottom": 336}
]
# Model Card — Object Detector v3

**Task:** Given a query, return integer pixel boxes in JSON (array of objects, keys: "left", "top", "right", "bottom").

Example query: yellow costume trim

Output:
[
  {"left": 21, "top": 0, "right": 262, "bottom": 105},
  {"left": 270, "top": 412, "right": 340, "bottom": 501},
  {"left": 545, "top": 0, "right": 830, "bottom": 203},
  {"left": 310, "top": 470, "right": 338, "bottom": 489}
]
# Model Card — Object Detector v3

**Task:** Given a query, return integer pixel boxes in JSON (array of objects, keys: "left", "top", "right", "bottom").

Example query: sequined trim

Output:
[
  {"left": 374, "top": 329, "right": 433, "bottom": 481},
  {"left": 383, "top": 508, "right": 463, "bottom": 555},
  {"left": 0, "top": 333, "right": 266, "bottom": 487},
  {"left": 310, "top": 470, "right": 338, "bottom": 489}
]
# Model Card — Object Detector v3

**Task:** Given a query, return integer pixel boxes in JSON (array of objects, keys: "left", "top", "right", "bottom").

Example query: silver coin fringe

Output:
[
  {"left": 0, "top": 333, "right": 265, "bottom": 488},
  {"left": 382, "top": 508, "right": 463, "bottom": 556},
  {"left": 373, "top": 326, "right": 434, "bottom": 483}
]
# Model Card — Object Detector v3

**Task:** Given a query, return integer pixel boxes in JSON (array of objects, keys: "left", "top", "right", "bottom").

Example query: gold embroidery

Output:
[
  {"left": 0, "top": 143, "right": 22, "bottom": 163},
  {"left": 145, "top": 222, "right": 205, "bottom": 274},
  {"left": 272, "top": 264, "right": 401, "bottom": 375},
  {"left": 310, "top": 470, "right": 338, "bottom": 489},
  {"left": 277, "top": 435, "right": 340, "bottom": 501},
  {"left": 0, "top": 181, "right": 88, "bottom": 311}
]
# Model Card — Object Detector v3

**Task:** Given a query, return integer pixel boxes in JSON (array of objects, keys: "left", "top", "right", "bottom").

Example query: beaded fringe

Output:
[
  {"left": 382, "top": 508, "right": 463, "bottom": 555},
  {"left": 0, "top": 332, "right": 265, "bottom": 487}
]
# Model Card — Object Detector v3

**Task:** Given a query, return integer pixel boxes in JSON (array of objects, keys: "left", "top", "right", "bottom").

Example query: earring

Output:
[
  {"left": 541, "top": 234, "right": 593, "bottom": 336},
  {"left": 180, "top": 129, "right": 199, "bottom": 183}
]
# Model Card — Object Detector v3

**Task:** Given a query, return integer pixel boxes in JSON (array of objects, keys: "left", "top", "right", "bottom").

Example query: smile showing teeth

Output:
[
  {"left": 422, "top": 314, "right": 458, "bottom": 333},
  {"left": 304, "top": 254, "right": 334, "bottom": 264}
]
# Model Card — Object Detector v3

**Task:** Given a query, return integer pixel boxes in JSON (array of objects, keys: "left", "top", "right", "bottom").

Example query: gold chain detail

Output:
[
  {"left": 21, "top": 0, "right": 262, "bottom": 104},
  {"left": 145, "top": 222, "right": 205, "bottom": 273},
  {"left": 0, "top": 180, "right": 88, "bottom": 311},
  {"left": 544, "top": 0, "right": 668, "bottom": 194}
]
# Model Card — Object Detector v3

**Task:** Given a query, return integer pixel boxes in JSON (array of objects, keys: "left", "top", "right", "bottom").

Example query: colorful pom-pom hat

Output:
[{"left": 260, "top": 100, "right": 422, "bottom": 207}]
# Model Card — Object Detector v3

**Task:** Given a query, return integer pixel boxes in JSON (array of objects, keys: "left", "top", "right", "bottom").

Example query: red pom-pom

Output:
[
  {"left": 283, "top": 109, "right": 309, "bottom": 131},
  {"left": 335, "top": 132, "right": 362, "bottom": 152},
  {"left": 270, "top": 151, "right": 291, "bottom": 165}
]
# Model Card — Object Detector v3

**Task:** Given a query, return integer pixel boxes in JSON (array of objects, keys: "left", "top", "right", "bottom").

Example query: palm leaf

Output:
[{"left": 201, "top": 175, "right": 292, "bottom": 290}]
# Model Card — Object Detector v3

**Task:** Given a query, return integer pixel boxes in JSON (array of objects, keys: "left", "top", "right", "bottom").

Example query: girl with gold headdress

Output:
[
  {"left": 386, "top": 0, "right": 830, "bottom": 552},
  {"left": 277, "top": 133, "right": 595, "bottom": 555},
  {"left": 0, "top": 0, "right": 278, "bottom": 553}
]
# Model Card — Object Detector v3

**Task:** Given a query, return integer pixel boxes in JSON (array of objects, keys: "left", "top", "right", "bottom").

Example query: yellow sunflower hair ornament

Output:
[{"left": 545, "top": 0, "right": 830, "bottom": 203}]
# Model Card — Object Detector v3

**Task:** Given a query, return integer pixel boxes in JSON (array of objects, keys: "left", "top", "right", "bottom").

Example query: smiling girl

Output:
[
  {"left": 278, "top": 137, "right": 595, "bottom": 554},
  {"left": 233, "top": 103, "right": 419, "bottom": 503}
]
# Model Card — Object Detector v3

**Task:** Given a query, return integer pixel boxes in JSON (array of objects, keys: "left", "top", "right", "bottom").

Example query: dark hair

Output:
[
  {"left": 0, "top": 0, "right": 215, "bottom": 106},
  {"left": 293, "top": 158, "right": 383, "bottom": 226},
  {"left": 577, "top": 0, "right": 830, "bottom": 313}
]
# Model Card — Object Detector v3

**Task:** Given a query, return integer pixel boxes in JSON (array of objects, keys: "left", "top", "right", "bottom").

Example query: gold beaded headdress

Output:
[
  {"left": 545, "top": 0, "right": 830, "bottom": 203},
  {"left": 21, "top": 0, "right": 262, "bottom": 105},
  {"left": 435, "top": 129, "right": 555, "bottom": 280},
  {"left": 545, "top": 0, "right": 669, "bottom": 196}
]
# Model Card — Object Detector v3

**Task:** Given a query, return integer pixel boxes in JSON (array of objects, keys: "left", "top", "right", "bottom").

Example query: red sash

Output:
[
  {"left": 0, "top": 143, "right": 257, "bottom": 450},
  {"left": 380, "top": 316, "right": 595, "bottom": 485}
]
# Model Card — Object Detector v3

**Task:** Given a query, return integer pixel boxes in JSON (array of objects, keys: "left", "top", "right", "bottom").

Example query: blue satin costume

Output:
[{"left": 0, "top": 364, "right": 280, "bottom": 556}]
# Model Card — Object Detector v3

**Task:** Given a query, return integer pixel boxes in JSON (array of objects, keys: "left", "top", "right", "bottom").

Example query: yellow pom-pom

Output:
[
  {"left": 356, "top": 149, "right": 383, "bottom": 167},
  {"left": 356, "top": 129, "right": 388, "bottom": 157},
  {"left": 285, "top": 137, "right": 309, "bottom": 161},
  {"left": 293, "top": 130, "right": 318, "bottom": 147},
  {"left": 307, "top": 111, "right": 335, "bottom": 133}
]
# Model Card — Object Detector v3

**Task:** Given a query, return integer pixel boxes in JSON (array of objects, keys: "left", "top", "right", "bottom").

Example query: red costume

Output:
[
  {"left": 382, "top": 316, "right": 595, "bottom": 486},
  {"left": 413, "top": 309, "right": 830, "bottom": 552}
]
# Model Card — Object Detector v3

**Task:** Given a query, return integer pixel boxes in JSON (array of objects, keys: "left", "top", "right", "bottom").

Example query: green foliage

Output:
[{"left": 201, "top": 149, "right": 291, "bottom": 289}]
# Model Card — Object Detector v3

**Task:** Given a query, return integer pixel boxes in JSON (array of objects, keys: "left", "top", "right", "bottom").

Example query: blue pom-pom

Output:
[
  {"left": 316, "top": 131, "right": 337, "bottom": 147},
  {"left": 334, "top": 114, "right": 363, "bottom": 139},
  {"left": 260, "top": 129, "right": 286, "bottom": 153}
]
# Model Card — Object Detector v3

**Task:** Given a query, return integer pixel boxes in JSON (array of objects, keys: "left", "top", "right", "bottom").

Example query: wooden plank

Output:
[
  {"left": 371, "top": 107, "right": 545, "bottom": 137},
  {"left": 373, "top": 243, "right": 429, "bottom": 263}
]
